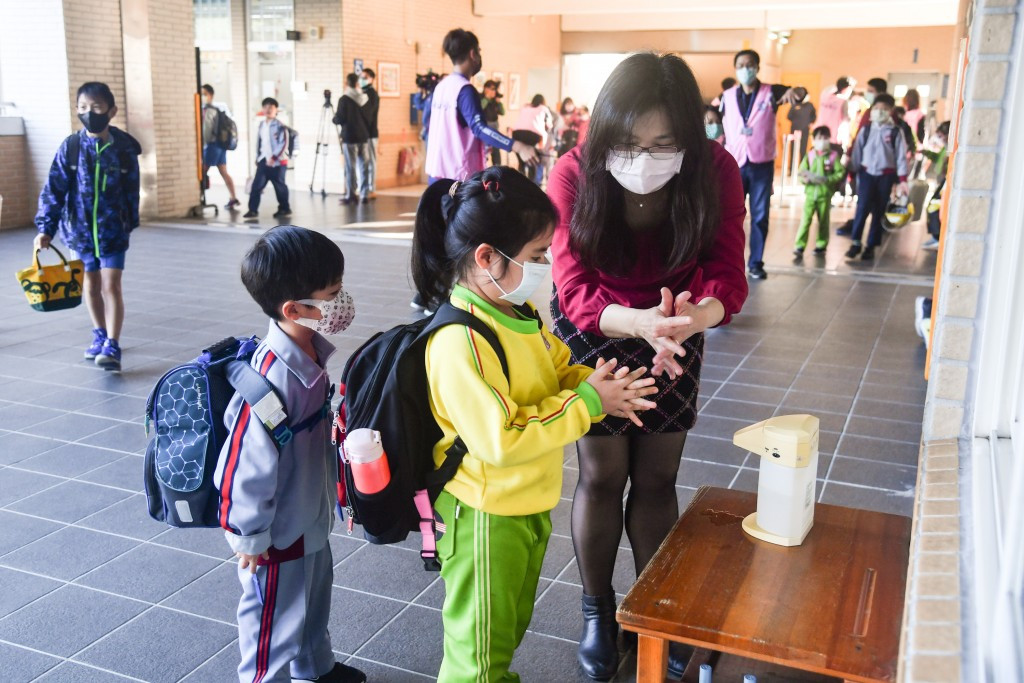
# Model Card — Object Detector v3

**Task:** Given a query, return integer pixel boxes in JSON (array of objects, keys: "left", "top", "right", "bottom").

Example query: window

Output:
[
  {"left": 194, "top": 0, "right": 231, "bottom": 52},
  {"left": 248, "top": 0, "right": 293, "bottom": 43}
]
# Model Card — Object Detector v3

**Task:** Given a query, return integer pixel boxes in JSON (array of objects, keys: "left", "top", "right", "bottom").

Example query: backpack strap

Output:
[{"left": 224, "top": 360, "right": 293, "bottom": 446}]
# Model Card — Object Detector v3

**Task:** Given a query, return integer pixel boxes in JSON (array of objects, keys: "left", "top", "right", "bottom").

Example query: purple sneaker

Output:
[
  {"left": 95, "top": 338, "right": 121, "bottom": 371},
  {"left": 84, "top": 328, "right": 107, "bottom": 360}
]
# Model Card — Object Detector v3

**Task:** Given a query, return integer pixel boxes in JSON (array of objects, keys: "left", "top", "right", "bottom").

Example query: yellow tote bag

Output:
[{"left": 16, "top": 246, "right": 85, "bottom": 312}]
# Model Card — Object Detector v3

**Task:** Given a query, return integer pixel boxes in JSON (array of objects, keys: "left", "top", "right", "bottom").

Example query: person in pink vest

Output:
[
  {"left": 818, "top": 76, "right": 853, "bottom": 145},
  {"left": 424, "top": 28, "right": 538, "bottom": 185},
  {"left": 720, "top": 49, "right": 807, "bottom": 280}
]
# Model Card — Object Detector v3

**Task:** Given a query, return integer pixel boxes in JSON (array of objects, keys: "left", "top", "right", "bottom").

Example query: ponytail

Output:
[
  {"left": 410, "top": 167, "right": 558, "bottom": 309},
  {"left": 412, "top": 179, "right": 458, "bottom": 309}
]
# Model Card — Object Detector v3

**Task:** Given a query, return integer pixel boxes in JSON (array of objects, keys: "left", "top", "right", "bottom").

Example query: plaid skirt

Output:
[{"left": 550, "top": 292, "right": 704, "bottom": 436}]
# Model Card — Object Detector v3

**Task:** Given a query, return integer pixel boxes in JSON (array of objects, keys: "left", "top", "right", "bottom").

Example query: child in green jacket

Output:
[{"left": 795, "top": 126, "right": 846, "bottom": 256}]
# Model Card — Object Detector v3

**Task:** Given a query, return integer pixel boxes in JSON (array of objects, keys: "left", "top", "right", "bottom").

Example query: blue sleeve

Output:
[
  {"left": 457, "top": 84, "right": 513, "bottom": 151},
  {"left": 35, "top": 143, "right": 70, "bottom": 237}
]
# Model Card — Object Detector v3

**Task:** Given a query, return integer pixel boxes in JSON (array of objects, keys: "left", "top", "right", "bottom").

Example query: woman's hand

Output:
[{"left": 650, "top": 291, "right": 715, "bottom": 379}]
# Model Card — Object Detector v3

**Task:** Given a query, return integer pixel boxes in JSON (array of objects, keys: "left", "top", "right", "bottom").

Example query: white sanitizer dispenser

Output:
[{"left": 733, "top": 414, "right": 820, "bottom": 547}]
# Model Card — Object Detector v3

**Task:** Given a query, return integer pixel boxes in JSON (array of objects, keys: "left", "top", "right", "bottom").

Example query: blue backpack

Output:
[{"left": 143, "top": 336, "right": 330, "bottom": 528}]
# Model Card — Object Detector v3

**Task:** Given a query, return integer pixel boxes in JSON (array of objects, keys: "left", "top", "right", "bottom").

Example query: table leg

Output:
[{"left": 637, "top": 634, "right": 669, "bottom": 683}]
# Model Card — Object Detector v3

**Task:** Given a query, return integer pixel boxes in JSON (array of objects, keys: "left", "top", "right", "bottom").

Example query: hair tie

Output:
[
  {"left": 448, "top": 181, "right": 461, "bottom": 197},
  {"left": 483, "top": 180, "right": 500, "bottom": 193}
]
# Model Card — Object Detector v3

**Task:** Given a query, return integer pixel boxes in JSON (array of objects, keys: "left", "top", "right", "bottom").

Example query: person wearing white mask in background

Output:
[
  {"left": 719, "top": 49, "right": 807, "bottom": 280},
  {"left": 547, "top": 52, "right": 748, "bottom": 681},
  {"left": 837, "top": 77, "right": 889, "bottom": 237}
]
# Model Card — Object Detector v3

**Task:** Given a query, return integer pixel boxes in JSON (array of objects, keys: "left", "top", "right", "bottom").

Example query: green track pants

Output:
[
  {"left": 434, "top": 490, "right": 552, "bottom": 683},
  {"left": 796, "top": 196, "right": 832, "bottom": 250}
]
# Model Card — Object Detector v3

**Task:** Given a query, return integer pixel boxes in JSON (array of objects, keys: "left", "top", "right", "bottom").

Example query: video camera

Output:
[
  {"left": 415, "top": 72, "right": 441, "bottom": 93},
  {"left": 323, "top": 89, "right": 332, "bottom": 105}
]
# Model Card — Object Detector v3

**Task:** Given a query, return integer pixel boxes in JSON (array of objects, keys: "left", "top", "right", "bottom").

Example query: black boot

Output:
[{"left": 578, "top": 592, "right": 619, "bottom": 680}]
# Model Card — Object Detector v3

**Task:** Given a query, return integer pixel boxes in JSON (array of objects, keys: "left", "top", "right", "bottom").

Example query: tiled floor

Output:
[{"left": 1, "top": 182, "right": 932, "bottom": 682}]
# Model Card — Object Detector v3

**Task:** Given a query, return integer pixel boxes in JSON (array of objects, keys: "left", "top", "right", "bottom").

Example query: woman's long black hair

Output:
[
  {"left": 412, "top": 166, "right": 558, "bottom": 308},
  {"left": 570, "top": 52, "right": 721, "bottom": 275}
]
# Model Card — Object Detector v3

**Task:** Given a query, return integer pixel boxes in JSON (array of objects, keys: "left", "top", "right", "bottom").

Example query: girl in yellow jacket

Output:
[{"left": 411, "top": 167, "right": 658, "bottom": 682}]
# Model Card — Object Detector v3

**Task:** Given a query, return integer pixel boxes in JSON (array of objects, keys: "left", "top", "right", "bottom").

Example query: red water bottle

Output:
[{"left": 344, "top": 428, "right": 391, "bottom": 495}]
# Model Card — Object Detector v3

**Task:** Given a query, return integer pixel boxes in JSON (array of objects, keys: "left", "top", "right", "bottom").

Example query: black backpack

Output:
[
  {"left": 143, "top": 336, "right": 330, "bottom": 528},
  {"left": 214, "top": 109, "right": 239, "bottom": 151},
  {"left": 336, "top": 302, "right": 523, "bottom": 570}
]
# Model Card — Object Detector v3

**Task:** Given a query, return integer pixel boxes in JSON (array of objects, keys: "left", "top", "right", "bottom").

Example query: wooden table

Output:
[{"left": 617, "top": 486, "right": 911, "bottom": 683}]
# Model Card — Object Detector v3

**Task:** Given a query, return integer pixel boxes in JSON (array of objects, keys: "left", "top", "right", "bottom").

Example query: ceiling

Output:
[{"left": 473, "top": 0, "right": 960, "bottom": 31}]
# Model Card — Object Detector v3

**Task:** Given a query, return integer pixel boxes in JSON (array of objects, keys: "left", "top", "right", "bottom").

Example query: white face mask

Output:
[
  {"left": 813, "top": 138, "right": 830, "bottom": 152},
  {"left": 486, "top": 248, "right": 551, "bottom": 307},
  {"left": 605, "top": 150, "right": 685, "bottom": 195},
  {"left": 736, "top": 66, "right": 758, "bottom": 86},
  {"left": 295, "top": 288, "right": 356, "bottom": 335},
  {"left": 870, "top": 108, "right": 891, "bottom": 125}
]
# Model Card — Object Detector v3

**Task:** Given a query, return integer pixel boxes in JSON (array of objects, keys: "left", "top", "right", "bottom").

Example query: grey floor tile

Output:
[
  {"left": 512, "top": 631, "right": 594, "bottom": 682},
  {"left": 355, "top": 605, "right": 443, "bottom": 676},
  {"left": 34, "top": 662, "right": 136, "bottom": 682},
  {"left": 681, "top": 434, "right": 747, "bottom": 467},
  {"left": 857, "top": 381, "right": 927, "bottom": 405},
  {"left": 77, "top": 421, "right": 148, "bottom": 453},
  {"left": 82, "top": 395, "right": 148, "bottom": 422},
  {"left": 728, "top": 368, "right": 795, "bottom": 388},
  {"left": 0, "top": 567, "right": 63, "bottom": 619},
  {"left": 149, "top": 526, "right": 237, "bottom": 560},
  {"left": 20, "top": 412, "right": 125, "bottom": 442},
  {"left": 540, "top": 532, "right": 577, "bottom": 580},
  {"left": 412, "top": 576, "right": 447, "bottom": 610},
  {"left": 852, "top": 398, "right": 925, "bottom": 424},
  {"left": 76, "top": 542, "right": 221, "bottom": 603},
  {"left": 550, "top": 499, "right": 572, "bottom": 537},
  {"left": 161, "top": 560, "right": 239, "bottom": 624},
  {"left": 77, "top": 454, "right": 145, "bottom": 492},
  {"left": 731, "top": 467, "right": 760, "bottom": 493},
  {"left": 819, "top": 481, "right": 914, "bottom": 517},
  {"left": 0, "top": 642, "right": 61, "bottom": 682},
  {"left": 335, "top": 545, "right": 437, "bottom": 602},
  {"left": 677, "top": 485, "right": 698, "bottom": 511},
  {"left": 835, "top": 434, "right": 921, "bottom": 466},
  {"left": 827, "top": 456, "right": 917, "bottom": 493},
  {"left": 75, "top": 607, "right": 237, "bottom": 682},
  {"left": 0, "top": 584, "right": 147, "bottom": 657},
  {"left": 17, "top": 442, "right": 124, "bottom": 478},
  {"left": 700, "top": 398, "right": 777, "bottom": 423},
  {"left": 678, "top": 459, "right": 742, "bottom": 489},
  {"left": 179, "top": 641, "right": 241, "bottom": 683},
  {"left": 1, "top": 525, "right": 138, "bottom": 581},
  {"left": 0, "top": 509, "right": 64, "bottom": 556},
  {"left": 0, "top": 432, "right": 63, "bottom": 465},
  {"left": 845, "top": 415, "right": 923, "bottom": 444},
  {"left": 26, "top": 386, "right": 122, "bottom": 413},
  {"left": 691, "top": 414, "right": 752, "bottom": 441},
  {"left": 0, "top": 467, "right": 64, "bottom": 506},
  {"left": 713, "top": 382, "right": 787, "bottom": 405},
  {"left": 327, "top": 587, "right": 406, "bottom": 655},
  {"left": 0, "top": 401, "right": 66, "bottom": 430},
  {"left": 76, "top": 494, "right": 167, "bottom": 540},
  {"left": 6, "top": 479, "right": 133, "bottom": 523},
  {"left": 529, "top": 580, "right": 586, "bottom": 641}
]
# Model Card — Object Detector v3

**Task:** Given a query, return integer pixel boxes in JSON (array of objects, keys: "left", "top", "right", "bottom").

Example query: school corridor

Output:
[{"left": 0, "top": 191, "right": 931, "bottom": 680}]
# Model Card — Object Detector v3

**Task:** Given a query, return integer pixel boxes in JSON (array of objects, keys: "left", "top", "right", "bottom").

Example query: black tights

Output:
[{"left": 571, "top": 432, "right": 687, "bottom": 596}]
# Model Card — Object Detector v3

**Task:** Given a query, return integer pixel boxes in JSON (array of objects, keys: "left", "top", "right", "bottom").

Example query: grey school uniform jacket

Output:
[{"left": 214, "top": 322, "right": 338, "bottom": 560}]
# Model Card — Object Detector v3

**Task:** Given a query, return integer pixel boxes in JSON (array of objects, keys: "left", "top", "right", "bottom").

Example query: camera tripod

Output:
[{"left": 309, "top": 90, "right": 341, "bottom": 197}]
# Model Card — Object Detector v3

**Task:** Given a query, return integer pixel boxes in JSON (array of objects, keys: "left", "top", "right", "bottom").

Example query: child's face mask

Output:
[
  {"left": 486, "top": 249, "right": 551, "bottom": 307},
  {"left": 870, "top": 108, "right": 892, "bottom": 125},
  {"left": 814, "top": 138, "right": 830, "bottom": 151},
  {"left": 295, "top": 288, "right": 356, "bottom": 335}
]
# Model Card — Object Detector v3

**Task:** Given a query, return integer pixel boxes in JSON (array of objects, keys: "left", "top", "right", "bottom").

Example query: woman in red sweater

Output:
[{"left": 547, "top": 53, "right": 748, "bottom": 680}]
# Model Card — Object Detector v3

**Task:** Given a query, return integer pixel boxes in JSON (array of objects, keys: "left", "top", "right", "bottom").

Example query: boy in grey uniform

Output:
[{"left": 215, "top": 226, "right": 365, "bottom": 683}]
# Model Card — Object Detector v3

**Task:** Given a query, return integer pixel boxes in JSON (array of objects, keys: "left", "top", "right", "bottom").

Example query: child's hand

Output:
[
  {"left": 33, "top": 234, "right": 51, "bottom": 251},
  {"left": 586, "top": 358, "right": 658, "bottom": 427},
  {"left": 236, "top": 551, "right": 270, "bottom": 574}
]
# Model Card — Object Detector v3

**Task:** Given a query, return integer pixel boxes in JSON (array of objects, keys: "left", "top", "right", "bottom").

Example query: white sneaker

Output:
[
  {"left": 914, "top": 296, "right": 928, "bottom": 340},
  {"left": 922, "top": 238, "right": 940, "bottom": 251}
]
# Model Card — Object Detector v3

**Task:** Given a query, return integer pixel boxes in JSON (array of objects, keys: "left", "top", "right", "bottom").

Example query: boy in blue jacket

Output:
[
  {"left": 34, "top": 82, "right": 141, "bottom": 371},
  {"left": 215, "top": 226, "right": 365, "bottom": 683}
]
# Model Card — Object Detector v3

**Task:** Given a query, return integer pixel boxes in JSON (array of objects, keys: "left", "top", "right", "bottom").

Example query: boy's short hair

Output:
[
  {"left": 873, "top": 93, "right": 896, "bottom": 108},
  {"left": 867, "top": 77, "right": 888, "bottom": 93},
  {"left": 346, "top": 72, "right": 359, "bottom": 88},
  {"left": 812, "top": 125, "right": 830, "bottom": 138},
  {"left": 937, "top": 121, "right": 951, "bottom": 136},
  {"left": 241, "top": 226, "right": 345, "bottom": 320},
  {"left": 202, "top": 84, "right": 214, "bottom": 96},
  {"left": 721, "top": 77, "right": 737, "bottom": 90},
  {"left": 733, "top": 49, "right": 760, "bottom": 67},
  {"left": 893, "top": 105, "right": 906, "bottom": 117},
  {"left": 262, "top": 97, "right": 279, "bottom": 108},
  {"left": 836, "top": 77, "right": 850, "bottom": 91},
  {"left": 704, "top": 104, "right": 722, "bottom": 121},
  {"left": 483, "top": 79, "right": 498, "bottom": 89},
  {"left": 362, "top": 68, "right": 375, "bottom": 79},
  {"left": 77, "top": 82, "right": 115, "bottom": 109},
  {"left": 443, "top": 29, "right": 479, "bottom": 64}
]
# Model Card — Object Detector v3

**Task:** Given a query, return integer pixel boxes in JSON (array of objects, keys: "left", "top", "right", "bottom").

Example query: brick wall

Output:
[
  {"left": 145, "top": 0, "right": 199, "bottom": 217},
  {"left": 0, "top": 134, "right": 35, "bottom": 229},
  {"left": 900, "top": 0, "right": 1022, "bottom": 680},
  {"left": 63, "top": 0, "right": 128, "bottom": 134},
  {"left": 0, "top": 0, "right": 72, "bottom": 228}
]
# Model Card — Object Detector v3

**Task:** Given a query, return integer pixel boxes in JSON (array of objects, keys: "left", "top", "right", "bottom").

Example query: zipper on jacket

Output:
[{"left": 92, "top": 138, "right": 112, "bottom": 258}]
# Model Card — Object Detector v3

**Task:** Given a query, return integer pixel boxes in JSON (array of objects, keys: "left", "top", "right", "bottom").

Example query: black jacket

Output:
[
  {"left": 333, "top": 93, "right": 371, "bottom": 144},
  {"left": 363, "top": 86, "right": 380, "bottom": 138}
]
